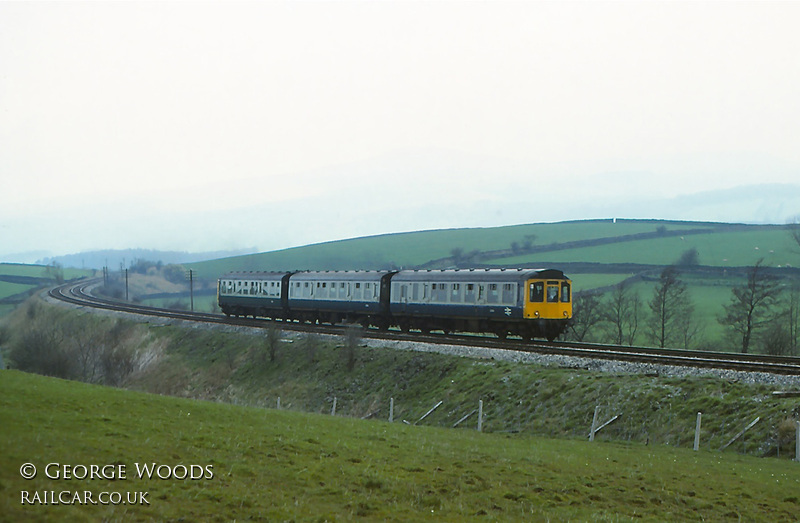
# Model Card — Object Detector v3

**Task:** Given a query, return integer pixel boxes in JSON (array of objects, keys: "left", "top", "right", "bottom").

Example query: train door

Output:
[
  {"left": 477, "top": 284, "right": 487, "bottom": 305},
  {"left": 399, "top": 283, "right": 409, "bottom": 313}
]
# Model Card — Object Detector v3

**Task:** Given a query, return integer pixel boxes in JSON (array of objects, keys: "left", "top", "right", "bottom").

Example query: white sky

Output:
[{"left": 2, "top": 1, "right": 800, "bottom": 260}]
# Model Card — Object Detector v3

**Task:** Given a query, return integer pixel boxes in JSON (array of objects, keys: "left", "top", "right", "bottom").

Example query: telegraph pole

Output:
[
  {"left": 189, "top": 269, "right": 194, "bottom": 311},
  {"left": 125, "top": 268, "right": 129, "bottom": 301}
]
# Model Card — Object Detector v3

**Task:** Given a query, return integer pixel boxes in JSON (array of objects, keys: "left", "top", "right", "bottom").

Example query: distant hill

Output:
[
  {"left": 192, "top": 219, "right": 799, "bottom": 278},
  {"left": 37, "top": 248, "right": 258, "bottom": 271}
]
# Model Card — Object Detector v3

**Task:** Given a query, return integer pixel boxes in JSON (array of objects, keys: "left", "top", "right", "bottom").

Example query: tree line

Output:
[{"left": 568, "top": 259, "right": 799, "bottom": 355}]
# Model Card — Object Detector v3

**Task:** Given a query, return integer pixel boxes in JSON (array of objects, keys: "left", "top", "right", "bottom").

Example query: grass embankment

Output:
[
  {"left": 138, "top": 322, "right": 800, "bottom": 456},
  {"left": 2, "top": 370, "right": 800, "bottom": 521},
  {"left": 4, "top": 300, "right": 799, "bottom": 457}
]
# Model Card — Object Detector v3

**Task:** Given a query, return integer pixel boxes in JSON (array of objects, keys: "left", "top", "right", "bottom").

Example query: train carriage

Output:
[
  {"left": 287, "top": 270, "right": 395, "bottom": 327},
  {"left": 218, "top": 271, "right": 292, "bottom": 318},
  {"left": 389, "top": 268, "right": 571, "bottom": 340},
  {"left": 218, "top": 267, "right": 572, "bottom": 341}
]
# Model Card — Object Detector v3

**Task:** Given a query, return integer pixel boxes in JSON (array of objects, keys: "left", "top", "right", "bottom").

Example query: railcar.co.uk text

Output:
[{"left": 19, "top": 462, "right": 214, "bottom": 507}]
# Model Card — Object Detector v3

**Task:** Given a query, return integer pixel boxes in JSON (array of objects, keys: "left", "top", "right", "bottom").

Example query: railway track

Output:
[{"left": 49, "top": 278, "right": 800, "bottom": 376}]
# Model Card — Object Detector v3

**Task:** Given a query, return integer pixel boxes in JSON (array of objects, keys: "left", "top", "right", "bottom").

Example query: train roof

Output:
[
  {"left": 220, "top": 271, "right": 291, "bottom": 281},
  {"left": 290, "top": 270, "right": 394, "bottom": 282},
  {"left": 391, "top": 268, "right": 567, "bottom": 283}
]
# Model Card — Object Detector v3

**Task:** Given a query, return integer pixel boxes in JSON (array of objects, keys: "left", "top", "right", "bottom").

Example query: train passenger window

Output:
[
  {"left": 432, "top": 283, "right": 447, "bottom": 302},
  {"left": 487, "top": 284, "right": 499, "bottom": 304},
  {"left": 530, "top": 282, "right": 544, "bottom": 302},
  {"left": 451, "top": 284, "right": 462, "bottom": 303},
  {"left": 502, "top": 284, "right": 515, "bottom": 303},
  {"left": 464, "top": 284, "right": 476, "bottom": 303},
  {"left": 547, "top": 285, "right": 559, "bottom": 302},
  {"left": 561, "top": 282, "right": 571, "bottom": 302}
]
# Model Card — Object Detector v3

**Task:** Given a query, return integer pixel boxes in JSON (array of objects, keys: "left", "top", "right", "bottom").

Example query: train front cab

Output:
[{"left": 524, "top": 275, "right": 572, "bottom": 340}]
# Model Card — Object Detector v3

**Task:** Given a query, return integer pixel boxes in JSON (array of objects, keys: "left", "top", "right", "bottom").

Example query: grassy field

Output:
[
  {"left": 191, "top": 220, "right": 798, "bottom": 276},
  {"left": 0, "top": 263, "right": 91, "bottom": 280},
  {"left": 0, "top": 263, "right": 93, "bottom": 318},
  {"left": 492, "top": 228, "right": 798, "bottom": 268},
  {"left": 2, "top": 369, "right": 799, "bottom": 521}
]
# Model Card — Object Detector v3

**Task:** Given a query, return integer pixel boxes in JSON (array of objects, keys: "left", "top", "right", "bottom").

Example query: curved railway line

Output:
[{"left": 49, "top": 278, "right": 800, "bottom": 376}]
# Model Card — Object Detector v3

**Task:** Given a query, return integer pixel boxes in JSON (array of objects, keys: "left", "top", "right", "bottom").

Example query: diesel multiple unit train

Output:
[{"left": 218, "top": 268, "right": 572, "bottom": 341}]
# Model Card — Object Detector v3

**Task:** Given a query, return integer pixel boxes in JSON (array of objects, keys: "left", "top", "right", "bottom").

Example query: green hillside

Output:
[
  {"left": 192, "top": 220, "right": 798, "bottom": 277},
  {"left": 182, "top": 220, "right": 800, "bottom": 351},
  {"left": 2, "top": 369, "right": 799, "bottom": 521},
  {"left": 0, "top": 263, "right": 93, "bottom": 316}
]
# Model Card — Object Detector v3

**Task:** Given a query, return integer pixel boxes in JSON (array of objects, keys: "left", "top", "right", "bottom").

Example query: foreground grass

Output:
[{"left": 2, "top": 370, "right": 799, "bottom": 521}]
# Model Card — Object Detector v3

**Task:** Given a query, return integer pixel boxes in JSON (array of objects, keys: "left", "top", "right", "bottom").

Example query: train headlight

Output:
[
  {"left": 534, "top": 311, "right": 539, "bottom": 317},
  {"left": 563, "top": 311, "right": 568, "bottom": 317}
]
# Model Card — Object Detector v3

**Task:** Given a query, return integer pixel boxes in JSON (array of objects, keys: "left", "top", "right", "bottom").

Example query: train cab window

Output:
[
  {"left": 546, "top": 282, "right": 559, "bottom": 303},
  {"left": 561, "top": 282, "right": 571, "bottom": 303},
  {"left": 529, "top": 282, "right": 544, "bottom": 302}
]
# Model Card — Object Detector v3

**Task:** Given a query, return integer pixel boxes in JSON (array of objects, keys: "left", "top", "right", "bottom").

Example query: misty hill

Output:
[{"left": 38, "top": 248, "right": 258, "bottom": 271}]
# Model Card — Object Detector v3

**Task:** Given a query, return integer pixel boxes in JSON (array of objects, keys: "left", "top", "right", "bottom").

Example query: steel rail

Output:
[{"left": 49, "top": 278, "right": 800, "bottom": 376}]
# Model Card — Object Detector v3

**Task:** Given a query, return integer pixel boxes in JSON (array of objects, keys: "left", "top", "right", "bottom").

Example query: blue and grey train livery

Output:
[{"left": 218, "top": 268, "right": 572, "bottom": 341}]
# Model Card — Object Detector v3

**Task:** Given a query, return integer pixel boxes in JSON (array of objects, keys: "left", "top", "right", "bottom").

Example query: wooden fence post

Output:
[
  {"left": 277, "top": 397, "right": 281, "bottom": 410},
  {"left": 589, "top": 406, "right": 600, "bottom": 441},
  {"left": 331, "top": 397, "right": 337, "bottom": 416},
  {"left": 389, "top": 397, "right": 394, "bottom": 423},
  {"left": 694, "top": 412, "right": 702, "bottom": 451},
  {"left": 477, "top": 400, "right": 483, "bottom": 432}
]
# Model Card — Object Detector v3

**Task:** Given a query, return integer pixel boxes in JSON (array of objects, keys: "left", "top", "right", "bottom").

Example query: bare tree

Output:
[
  {"left": 568, "top": 291, "right": 605, "bottom": 342},
  {"left": 264, "top": 323, "right": 282, "bottom": 363},
  {"left": 790, "top": 216, "right": 800, "bottom": 250},
  {"left": 647, "top": 266, "right": 690, "bottom": 348},
  {"left": 718, "top": 259, "right": 783, "bottom": 354},
  {"left": 674, "top": 300, "right": 704, "bottom": 350},
  {"left": 604, "top": 282, "right": 642, "bottom": 346},
  {"left": 787, "top": 280, "right": 800, "bottom": 355}
]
